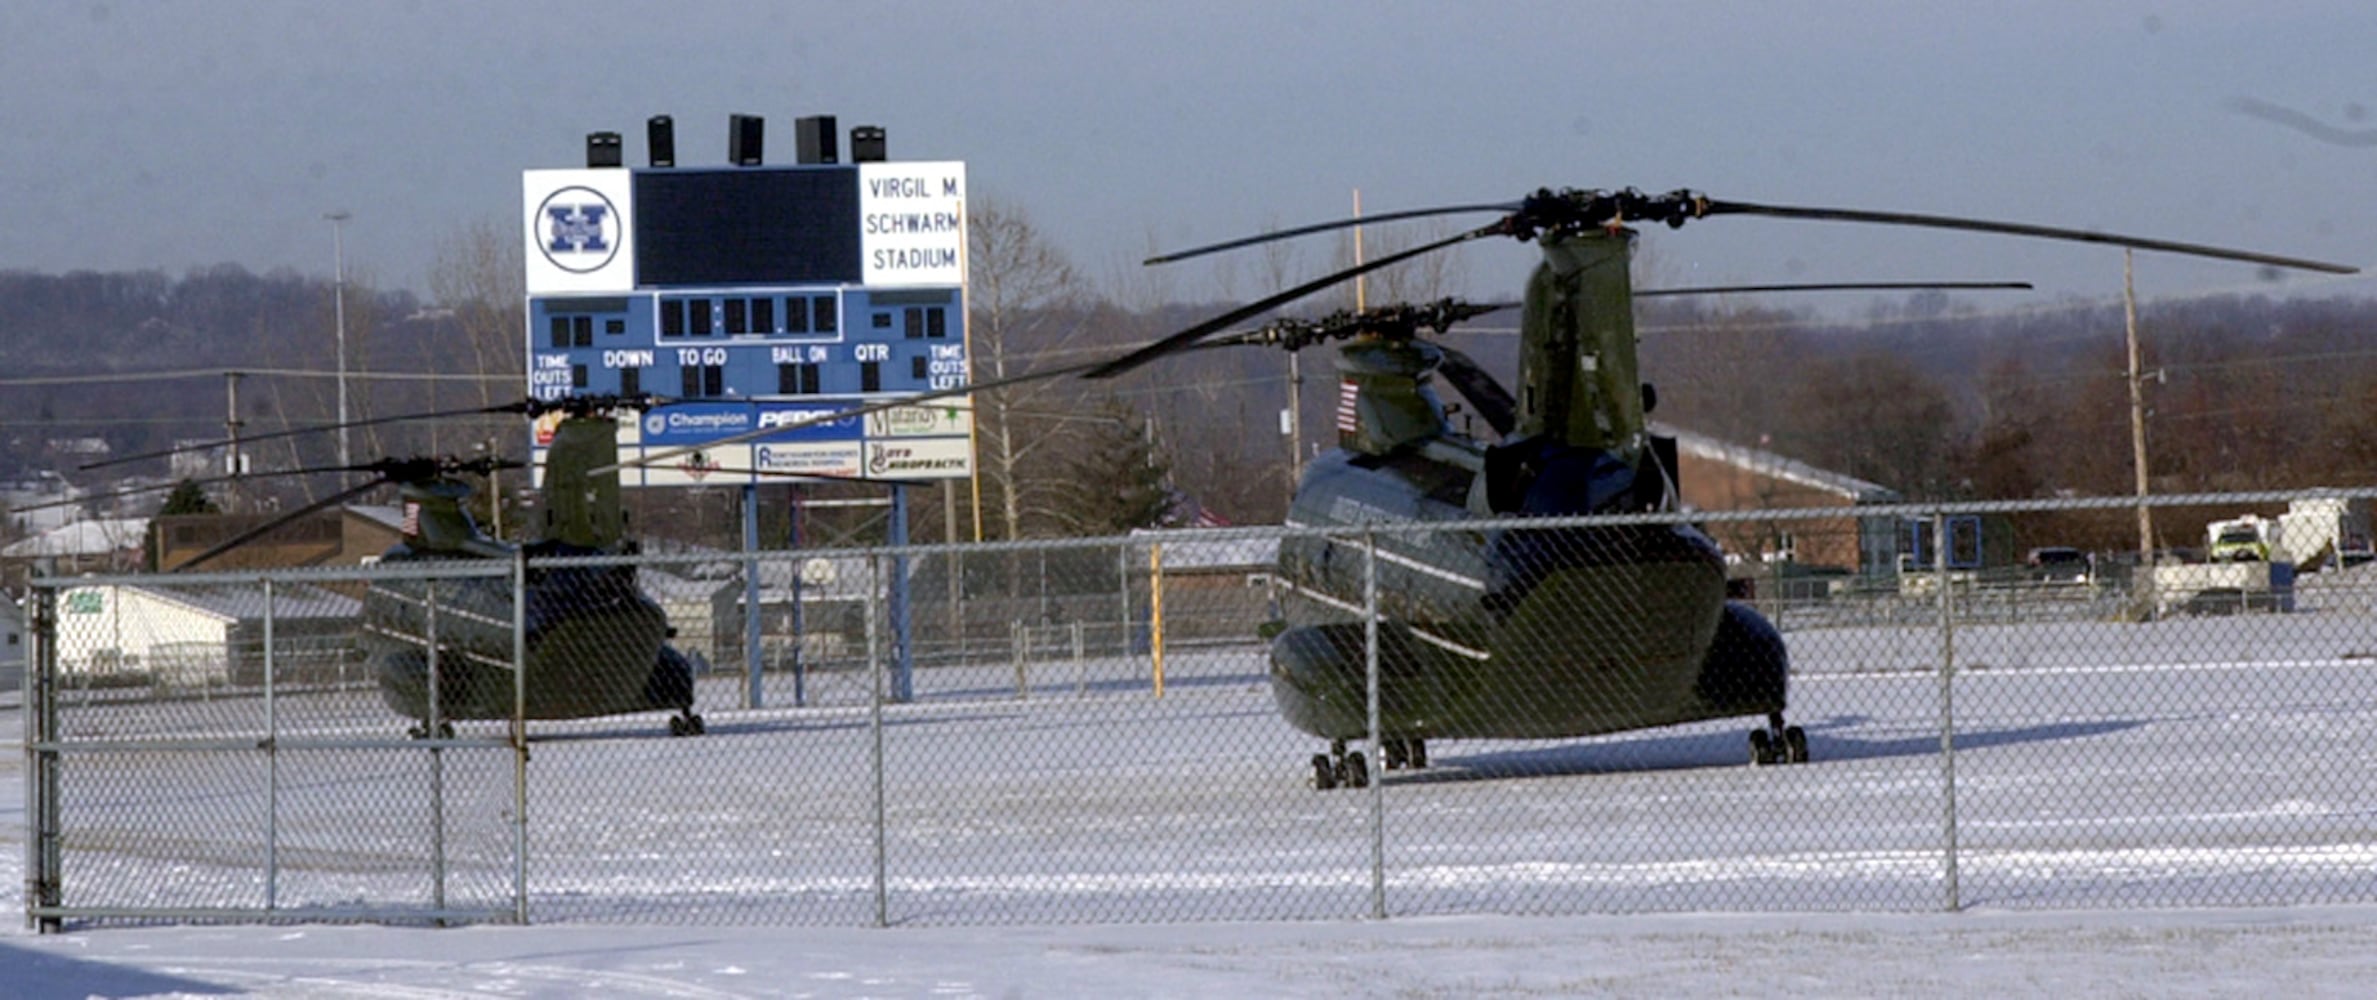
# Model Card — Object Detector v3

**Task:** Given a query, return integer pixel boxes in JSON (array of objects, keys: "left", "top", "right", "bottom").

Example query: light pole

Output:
[{"left": 325, "top": 211, "right": 352, "bottom": 471}]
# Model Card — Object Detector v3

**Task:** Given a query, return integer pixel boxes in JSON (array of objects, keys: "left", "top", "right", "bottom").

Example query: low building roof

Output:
[{"left": 1657, "top": 422, "right": 1902, "bottom": 504}]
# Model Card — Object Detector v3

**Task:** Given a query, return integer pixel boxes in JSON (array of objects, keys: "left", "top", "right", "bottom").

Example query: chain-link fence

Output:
[{"left": 23, "top": 490, "right": 2377, "bottom": 929}]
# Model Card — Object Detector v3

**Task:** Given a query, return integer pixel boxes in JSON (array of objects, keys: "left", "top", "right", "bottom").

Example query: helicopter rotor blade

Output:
[
  {"left": 172, "top": 475, "right": 393, "bottom": 573},
  {"left": 1636, "top": 280, "right": 2033, "bottom": 297},
  {"left": 81, "top": 399, "right": 543, "bottom": 472},
  {"left": 15, "top": 456, "right": 521, "bottom": 515},
  {"left": 1141, "top": 202, "right": 1520, "bottom": 265},
  {"left": 1694, "top": 198, "right": 2359, "bottom": 275},
  {"left": 1086, "top": 224, "right": 1505, "bottom": 380}
]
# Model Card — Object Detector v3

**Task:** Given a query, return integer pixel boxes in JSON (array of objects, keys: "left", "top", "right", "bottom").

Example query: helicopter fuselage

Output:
[
  {"left": 364, "top": 540, "right": 686, "bottom": 723},
  {"left": 1267, "top": 447, "right": 1786, "bottom": 743}
]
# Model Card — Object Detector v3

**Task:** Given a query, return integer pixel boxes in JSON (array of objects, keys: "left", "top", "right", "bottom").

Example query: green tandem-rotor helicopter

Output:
[
  {"left": 94, "top": 395, "right": 710, "bottom": 738},
  {"left": 1075, "top": 187, "right": 2356, "bottom": 790}
]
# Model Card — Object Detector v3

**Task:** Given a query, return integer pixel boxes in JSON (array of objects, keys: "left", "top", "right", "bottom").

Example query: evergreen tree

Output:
[
  {"left": 1056, "top": 398, "right": 1174, "bottom": 535},
  {"left": 143, "top": 478, "right": 220, "bottom": 570}
]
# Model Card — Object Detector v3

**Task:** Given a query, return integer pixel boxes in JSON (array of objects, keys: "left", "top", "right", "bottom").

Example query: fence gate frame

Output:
[{"left": 22, "top": 562, "right": 528, "bottom": 930}]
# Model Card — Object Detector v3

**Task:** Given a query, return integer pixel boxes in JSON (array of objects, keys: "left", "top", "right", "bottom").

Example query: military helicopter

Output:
[
  {"left": 104, "top": 395, "right": 708, "bottom": 738},
  {"left": 1070, "top": 187, "right": 2357, "bottom": 790}
]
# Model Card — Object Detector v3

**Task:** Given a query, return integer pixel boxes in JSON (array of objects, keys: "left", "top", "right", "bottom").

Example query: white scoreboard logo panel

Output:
[{"left": 524, "top": 169, "right": 637, "bottom": 295}]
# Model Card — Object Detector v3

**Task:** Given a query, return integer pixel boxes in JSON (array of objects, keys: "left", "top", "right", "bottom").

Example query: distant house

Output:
[
  {"left": 49, "top": 581, "right": 361, "bottom": 688},
  {"left": 1, "top": 469, "right": 81, "bottom": 536},
  {"left": 1661, "top": 423, "right": 1903, "bottom": 575},
  {"left": 0, "top": 517, "right": 149, "bottom": 575}
]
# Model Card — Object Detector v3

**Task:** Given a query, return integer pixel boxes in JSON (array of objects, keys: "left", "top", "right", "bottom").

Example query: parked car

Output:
[{"left": 2026, "top": 546, "right": 2092, "bottom": 583}]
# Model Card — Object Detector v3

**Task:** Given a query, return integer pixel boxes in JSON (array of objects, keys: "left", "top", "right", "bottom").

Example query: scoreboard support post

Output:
[
  {"left": 890, "top": 485, "right": 914, "bottom": 703},
  {"left": 743, "top": 483, "right": 764, "bottom": 709}
]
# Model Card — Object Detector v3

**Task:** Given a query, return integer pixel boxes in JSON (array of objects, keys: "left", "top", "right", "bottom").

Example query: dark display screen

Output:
[{"left": 633, "top": 168, "right": 861, "bottom": 286}]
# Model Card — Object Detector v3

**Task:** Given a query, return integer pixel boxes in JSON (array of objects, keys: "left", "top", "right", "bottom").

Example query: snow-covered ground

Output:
[{"left": 12, "top": 604, "right": 2377, "bottom": 996}]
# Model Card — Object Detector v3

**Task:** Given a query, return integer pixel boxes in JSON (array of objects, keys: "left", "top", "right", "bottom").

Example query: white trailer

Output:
[{"left": 2275, "top": 497, "right": 2374, "bottom": 571}]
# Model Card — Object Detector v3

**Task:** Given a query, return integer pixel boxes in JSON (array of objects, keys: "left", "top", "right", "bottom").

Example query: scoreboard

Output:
[{"left": 522, "top": 160, "right": 971, "bottom": 486}]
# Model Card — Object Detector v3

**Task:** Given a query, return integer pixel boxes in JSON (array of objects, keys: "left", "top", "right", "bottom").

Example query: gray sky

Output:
[{"left": 5, "top": 1, "right": 2374, "bottom": 311}]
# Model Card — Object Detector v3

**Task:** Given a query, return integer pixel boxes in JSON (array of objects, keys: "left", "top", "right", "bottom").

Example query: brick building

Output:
[{"left": 1662, "top": 423, "right": 1902, "bottom": 575}]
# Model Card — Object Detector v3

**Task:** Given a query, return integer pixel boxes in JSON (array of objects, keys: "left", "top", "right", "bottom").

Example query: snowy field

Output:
[{"left": 12, "top": 606, "right": 2377, "bottom": 995}]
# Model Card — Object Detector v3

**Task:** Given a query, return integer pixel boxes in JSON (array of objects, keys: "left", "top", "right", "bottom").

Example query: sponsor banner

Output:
[
  {"left": 524, "top": 169, "right": 635, "bottom": 295},
  {"left": 755, "top": 402, "right": 866, "bottom": 443},
  {"left": 863, "top": 437, "right": 973, "bottom": 481},
  {"left": 638, "top": 444, "right": 747, "bottom": 487},
  {"left": 864, "top": 402, "right": 974, "bottom": 438},
  {"left": 638, "top": 402, "right": 868, "bottom": 446},
  {"left": 859, "top": 161, "right": 965, "bottom": 287},
  {"left": 756, "top": 442, "right": 863, "bottom": 479}
]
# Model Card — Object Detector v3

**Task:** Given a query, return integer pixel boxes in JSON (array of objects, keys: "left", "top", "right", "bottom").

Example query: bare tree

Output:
[
  {"left": 428, "top": 217, "right": 527, "bottom": 410},
  {"left": 426, "top": 218, "right": 527, "bottom": 532},
  {"left": 968, "top": 196, "right": 1090, "bottom": 540}
]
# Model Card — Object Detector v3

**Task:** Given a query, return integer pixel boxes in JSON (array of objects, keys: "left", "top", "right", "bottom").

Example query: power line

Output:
[{"left": 0, "top": 368, "right": 517, "bottom": 388}]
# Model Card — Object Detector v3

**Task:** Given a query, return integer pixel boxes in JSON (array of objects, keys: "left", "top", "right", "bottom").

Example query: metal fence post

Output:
[
  {"left": 1934, "top": 511, "right": 1960, "bottom": 911},
  {"left": 1070, "top": 621, "right": 1086, "bottom": 697},
  {"left": 869, "top": 552, "right": 888, "bottom": 928},
  {"left": 1011, "top": 620, "right": 1027, "bottom": 699},
  {"left": 262, "top": 577, "right": 279, "bottom": 913},
  {"left": 1365, "top": 528, "right": 1385, "bottom": 920},
  {"left": 27, "top": 584, "right": 62, "bottom": 932},
  {"left": 511, "top": 550, "right": 530, "bottom": 924},
  {"left": 427, "top": 579, "right": 447, "bottom": 918}
]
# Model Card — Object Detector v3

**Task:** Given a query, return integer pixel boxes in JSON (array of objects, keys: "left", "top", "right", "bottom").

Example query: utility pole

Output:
[
  {"left": 325, "top": 211, "right": 352, "bottom": 473},
  {"left": 224, "top": 372, "right": 245, "bottom": 515},
  {"left": 2125, "top": 250, "right": 2154, "bottom": 568},
  {"left": 1285, "top": 351, "right": 1304, "bottom": 502}
]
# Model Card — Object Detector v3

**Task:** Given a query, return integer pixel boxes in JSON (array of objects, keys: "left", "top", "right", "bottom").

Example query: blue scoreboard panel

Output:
[{"left": 522, "top": 161, "right": 970, "bottom": 486}]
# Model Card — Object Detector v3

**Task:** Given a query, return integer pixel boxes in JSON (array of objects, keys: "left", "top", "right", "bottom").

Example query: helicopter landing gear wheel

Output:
[
  {"left": 667, "top": 711, "right": 706, "bottom": 737},
  {"left": 1750, "top": 713, "right": 1809, "bottom": 766},
  {"left": 1338, "top": 751, "right": 1369, "bottom": 789},
  {"left": 1749, "top": 728, "right": 1777, "bottom": 766},
  {"left": 1381, "top": 737, "right": 1428, "bottom": 771},
  {"left": 1311, "top": 740, "right": 1370, "bottom": 791}
]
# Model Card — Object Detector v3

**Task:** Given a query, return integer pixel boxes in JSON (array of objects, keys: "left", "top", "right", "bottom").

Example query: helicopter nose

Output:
[{"left": 1267, "top": 624, "right": 1372, "bottom": 740}]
